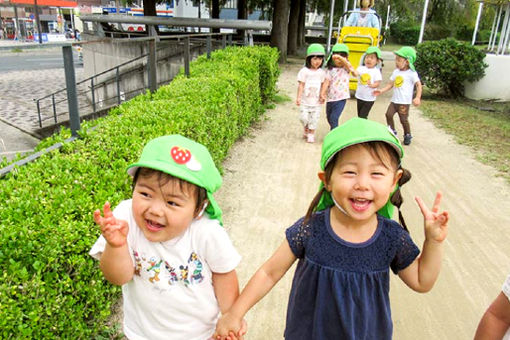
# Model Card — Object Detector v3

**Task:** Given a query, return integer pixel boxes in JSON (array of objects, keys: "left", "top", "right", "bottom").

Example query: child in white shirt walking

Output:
[
  {"left": 296, "top": 43, "right": 326, "bottom": 143},
  {"left": 374, "top": 46, "right": 422, "bottom": 145}
]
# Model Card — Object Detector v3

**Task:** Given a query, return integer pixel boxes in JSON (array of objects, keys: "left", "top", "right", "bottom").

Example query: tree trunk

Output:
[
  {"left": 143, "top": 0, "right": 158, "bottom": 33},
  {"left": 212, "top": 0, "right": 220, "bottom": 33},
  {"left": 143, "top": 0, "right": 157, "bottom": 17},
  {"left": 287, "top": 0, "right": 299, "bottom": 55},
  {"left": 271, "top": 0, "right": 290, "bottom": 63},
  {"left": 297, "top": 0, "right": 306, "bottom": 49},
  {"left": 237, "top": 0, "right": 247, "bottom": 41}
]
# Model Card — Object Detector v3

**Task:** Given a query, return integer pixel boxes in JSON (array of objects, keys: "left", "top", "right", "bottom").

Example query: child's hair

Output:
[
  {"left": 133, "top": 167, "right": 208, "bottom": 215},
  {"left": 304, "top": 141, "right": 412, "bottom": 230},
  {"left": 305, "top": 55, "right": 324, "bottom": 69}
]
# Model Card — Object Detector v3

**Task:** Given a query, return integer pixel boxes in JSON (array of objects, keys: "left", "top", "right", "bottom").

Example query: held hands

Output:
[
  {"left": 415, "top": 192, "right": 449, "bottom": 243},
  {"left": 93, "top": 202, "right": 129, "bottom": 248},
  {"left": 373, "top": 89, "right": 382, "bottom": 96},
  {"left": 214, "top": 313, "right": 247, "bottom": 340}
]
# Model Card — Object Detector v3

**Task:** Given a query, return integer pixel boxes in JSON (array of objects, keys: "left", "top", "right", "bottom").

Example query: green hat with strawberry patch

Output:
[
  {"left": 316, "top": 118, "right": 403, "bottom": 219},
  {"left": 127, "top": 135, "right": 223, "bottom": 223}
]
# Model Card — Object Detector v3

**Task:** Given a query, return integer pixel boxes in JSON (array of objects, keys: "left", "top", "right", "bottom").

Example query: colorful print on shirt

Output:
[{"left": 133, "top": 250, "right": 205, "bottom": 287}]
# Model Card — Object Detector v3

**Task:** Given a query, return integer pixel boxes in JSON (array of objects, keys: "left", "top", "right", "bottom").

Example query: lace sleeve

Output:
[
  {"left": 390, "top": 229, "right": 420, "bottom": 274},
  {"left": 285, "top": 217, "right": 312, "bottom": 259}
]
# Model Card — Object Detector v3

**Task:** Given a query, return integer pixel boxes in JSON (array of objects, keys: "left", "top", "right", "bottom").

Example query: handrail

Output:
[{"left": 80, "top": 14, "right": 272, "bottom": 30}]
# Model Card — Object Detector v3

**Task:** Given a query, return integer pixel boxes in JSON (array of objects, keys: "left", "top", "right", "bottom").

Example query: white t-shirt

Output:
[
  {"left": 297, "top": 67, "right": 326, "bottom": 106},
  {"left": 503, "top": 275, "right": 510, "bottom": 340},
  {"left": 89, "top": 199, "right": 241, "bottom": 340},
  {"left": 390, "top": 68, "right": 420, "bottom": 105},
  {"left": 355, "top": 65, "right": 382, "bottom": 101}
]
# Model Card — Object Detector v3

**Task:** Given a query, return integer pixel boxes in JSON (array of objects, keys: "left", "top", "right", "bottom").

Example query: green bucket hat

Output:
[
  {"left": 127, "top": 135, "right": 223, "bottom": 223},
  {"left": 326, "top": 43, "right": 350, "bottom": 64},
  {"left": 316, "top": 118, "right": 404, "bottom": 218},
  {"left": 306, "top": 43, "right": 325, "bottom": 57},
  {"left": 394, "top": 46, "right": 417, "bottom": 71},
  {"left": 365, "top": 46, "right": 382, "bottom": 60}
]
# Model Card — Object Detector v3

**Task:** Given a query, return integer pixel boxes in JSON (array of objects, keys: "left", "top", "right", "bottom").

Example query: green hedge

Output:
[
  {"left": 0, "top": 45, "right": 279, "bottom": 338},
  {"left": 415, "top": 38, "right": 487, "bottom": 98}
]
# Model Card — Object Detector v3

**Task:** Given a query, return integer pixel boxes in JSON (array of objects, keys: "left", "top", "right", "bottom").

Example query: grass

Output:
[{"left": 420, "top": 95, "right": 510, "bottom": 182}]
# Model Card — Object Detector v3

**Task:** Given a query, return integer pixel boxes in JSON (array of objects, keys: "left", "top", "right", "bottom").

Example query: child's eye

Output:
[
  {"left": 166, "top": 201, "right": 178, "bottom": 207},
  {"left": 140, "top": 192, "right": 151, "bottom": 198}
]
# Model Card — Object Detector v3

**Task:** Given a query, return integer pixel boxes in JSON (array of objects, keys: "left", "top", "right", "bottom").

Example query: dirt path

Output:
[{"left": 215, "top": 57, "right": 510, "bottom": 339}]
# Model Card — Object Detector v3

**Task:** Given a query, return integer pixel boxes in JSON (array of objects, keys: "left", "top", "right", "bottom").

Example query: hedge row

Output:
[{"left": 0, "top": 45, "right": 279, "bottom": 338}]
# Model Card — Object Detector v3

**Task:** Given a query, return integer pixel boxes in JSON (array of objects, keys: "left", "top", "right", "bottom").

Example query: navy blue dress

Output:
[{"left": 284, "top": 208, "right": 420, "bottom": 340}]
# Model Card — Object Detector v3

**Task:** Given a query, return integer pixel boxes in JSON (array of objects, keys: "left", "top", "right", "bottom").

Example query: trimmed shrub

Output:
[
  {"left": 0, "top": 45, "right": 279, "bottom": 338},
  {"left": 415, "top": 38, "right": 488, "bottom": 97},
  {"left": 389, "top": 21, "right": 420, "bottom": 45}
]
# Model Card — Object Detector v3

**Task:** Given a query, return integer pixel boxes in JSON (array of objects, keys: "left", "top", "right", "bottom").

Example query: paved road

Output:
[
  {"left": 0, "top": 49, "right": 82, "bottom": 72},
  {"left": 0, "top": 41, "right": 84, "bottom": 163}
]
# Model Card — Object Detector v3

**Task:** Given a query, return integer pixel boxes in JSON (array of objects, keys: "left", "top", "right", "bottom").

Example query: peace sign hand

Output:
[
  {"left": 93, "top": 202, "right": 129, "bottom": 248},
  {"left": 415, "top": 192, "right": 449, "bottom": 243}
]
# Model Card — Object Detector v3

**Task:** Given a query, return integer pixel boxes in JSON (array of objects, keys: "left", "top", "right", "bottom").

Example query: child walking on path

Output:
[
  {"left": 320, "top": 43, "right": 356, "bottom": 130},
  {"left": 89, "top": 135, "right": 243, "bottom": 340},
  {"left": 296, "top": 43, "right": 326, "bottom": 143},
  {"left": 214, "top": 118, "right": 449, "bottom": 340},
  {"left": 355, "top": 46, "right": 383, "bottom": 119},
  {"left": 374, "top": 46, "right": 422, "bottom": 145}
]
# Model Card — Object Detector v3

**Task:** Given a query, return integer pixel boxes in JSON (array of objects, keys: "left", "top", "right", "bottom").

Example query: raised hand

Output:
[
  {"left": 93, "top": 202, "right": 129, "bottom": 248},
  {"left": 415, "top": 192, "right": 449, "bottom": 243}
]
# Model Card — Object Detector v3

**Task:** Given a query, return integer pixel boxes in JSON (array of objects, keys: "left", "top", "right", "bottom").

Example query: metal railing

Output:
[{"left": 33, "top": 33, "right": 233, "bottom": 134}]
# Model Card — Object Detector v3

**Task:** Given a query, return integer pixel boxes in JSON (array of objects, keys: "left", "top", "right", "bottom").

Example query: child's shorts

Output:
[{"left": 300, "top": 105, "right": 321, "bottom": 130}]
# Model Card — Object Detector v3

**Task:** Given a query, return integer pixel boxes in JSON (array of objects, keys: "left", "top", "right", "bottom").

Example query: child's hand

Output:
[
  {"left": 373, "top": 89, "right": 382, "bottom": 96},
  {"left": 332, "top": 54, "right": 349, "bottom": 68},
  {"left": 413, "top": 97, "right": 421, "bottom": 106},
  {"left": 214, "top": 313, "right": 245, "bottom": 340},
  {"left": 94, "top": 202, "right": 129, "bottom": 248},
  {"left": 296, "top": 97, "right": 301, "bottom": 106},
  {"left": 415, "top": 192, "right": 449, "bottom": 243}
]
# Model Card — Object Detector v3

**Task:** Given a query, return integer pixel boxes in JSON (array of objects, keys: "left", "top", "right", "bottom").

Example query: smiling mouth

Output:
[
  {"left": 146, "top": 219, "right": 165, "bottom": 231},
  {"left": 350, "top": 198, "right": 372, "bottom": 212}
]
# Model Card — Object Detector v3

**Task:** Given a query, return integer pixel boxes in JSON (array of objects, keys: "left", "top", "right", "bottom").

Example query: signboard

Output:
[{"left": 10, "top": 0, "right": 78, "bottom": 7}]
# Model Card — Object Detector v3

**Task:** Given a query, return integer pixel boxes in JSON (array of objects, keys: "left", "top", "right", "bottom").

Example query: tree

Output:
[
  {"left": 271, "top": 0, "right": 290, "bottom": 62},
  {"left": 288, "top": 0, "right": 300, "bottom": 55}
]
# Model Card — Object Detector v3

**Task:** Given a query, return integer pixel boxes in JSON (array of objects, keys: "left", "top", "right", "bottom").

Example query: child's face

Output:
[
  {"left": 364, "top": 53, "right": 378, "bottom": 68},
  {"left": 132, "top": 172, "right": 199, "bottom": 242},
  {"left": 322, "top": 144, "right": 401, "bottom": 223},
  {"left": 310, "top": 55, "right": 323, "bottom": 69},
  {"left": 395, "top": 55, "right": 409, "bottom": 70}
]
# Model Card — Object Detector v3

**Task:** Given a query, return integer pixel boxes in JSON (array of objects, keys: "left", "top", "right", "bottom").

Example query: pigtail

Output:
[
  {"left": 390, "top": 167, "right": 412, "bottom": 232},
  {"left": 303, "top": 187, "right": 326, "bottom": 225}
]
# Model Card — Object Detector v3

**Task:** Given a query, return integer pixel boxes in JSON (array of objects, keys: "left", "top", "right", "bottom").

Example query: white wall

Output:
[{"left": 464, "top": 53, "right": 510, "bottom": 101}]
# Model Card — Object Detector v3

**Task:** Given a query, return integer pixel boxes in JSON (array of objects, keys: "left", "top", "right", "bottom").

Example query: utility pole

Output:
[{"left": 34, "top": 0, "right": 43, "bottom": 44}]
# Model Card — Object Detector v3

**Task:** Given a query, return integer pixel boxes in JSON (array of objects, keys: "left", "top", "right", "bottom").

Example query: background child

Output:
[
  {"left": 214, "top": 118, "right": 449, "bottom": 340},
  {"left": 320, "top": 43, "right": 356, "bottom": 130},
  {"left": 90, "top": 135, "right": 243, "bottom": 340},
  {"left": 355, "top": 46, "right": 383, "bottom": 119},
  {"left": 474, "top": 273, "right": 510, "bottom": 339},
  {"left": 374, "top": 46, "right": 422, "bottom": 146},
  {"left": 296, "top": 43, "right": 326, "bottom": 143}
]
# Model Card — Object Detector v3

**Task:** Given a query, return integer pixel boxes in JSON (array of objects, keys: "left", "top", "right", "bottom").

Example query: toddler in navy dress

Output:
[{"left": 214, "top": 118, "right": 449, "bottom": 340}]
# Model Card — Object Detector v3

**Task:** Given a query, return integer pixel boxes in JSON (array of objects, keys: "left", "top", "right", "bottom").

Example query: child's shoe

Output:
[
  {"left": 303, "top": 126, "right": 309, "bottom": 139},
  {"left": 403, "top": 134, "right": 413, "bottom": 145},
  {"left": 307, "top": 133, "right": 315, "bottom": 143},
  {"left": 388, "top": 126, "right": 397, "bottom": 136}
]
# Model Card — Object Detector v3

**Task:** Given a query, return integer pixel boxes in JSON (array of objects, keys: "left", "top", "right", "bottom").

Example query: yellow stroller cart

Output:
[{"left": 336, "top": 10, "right": 383, "bottom": 90}]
